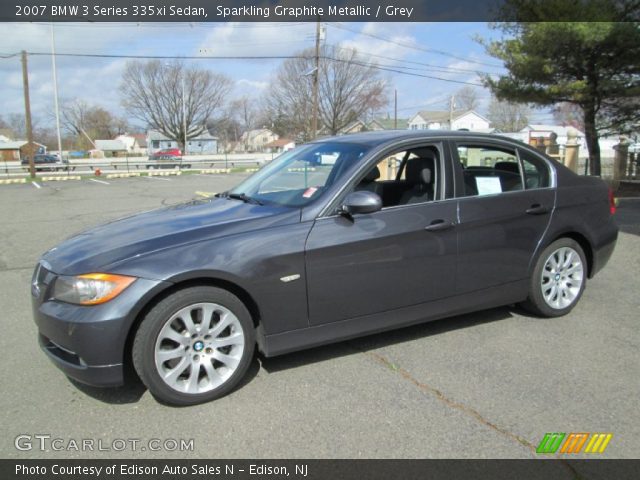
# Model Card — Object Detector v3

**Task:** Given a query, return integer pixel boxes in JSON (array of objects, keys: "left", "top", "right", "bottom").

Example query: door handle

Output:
[
  {"left": 424, "top": 220, "right": 455, "bottom": 232},
  {"left": 525, "top": 204, "right": 549, "bottom": 215}
]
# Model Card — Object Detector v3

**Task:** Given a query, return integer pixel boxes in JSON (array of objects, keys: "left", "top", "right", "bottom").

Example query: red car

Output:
[
  {"left": 148, "top": 148, "right": 190, "bottom": 169},
  {"left": 151, "top": 148, "right": 181, "bottom": 158}
]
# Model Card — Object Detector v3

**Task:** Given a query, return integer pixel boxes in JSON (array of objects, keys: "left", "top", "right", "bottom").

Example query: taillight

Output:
[{"left": 608, "top": 188, "right": 616, "bottom": 215}]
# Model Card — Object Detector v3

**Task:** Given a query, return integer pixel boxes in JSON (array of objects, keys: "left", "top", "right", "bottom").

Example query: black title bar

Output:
[
  {"left": 4, "top": 0, "right": 638, "bottom": 22},
  {"left": 2, "top": 459, "right": 640, "bottom": 480}
]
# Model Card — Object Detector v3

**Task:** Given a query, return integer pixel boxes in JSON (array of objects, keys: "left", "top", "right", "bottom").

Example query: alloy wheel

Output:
[
  {"left": 540, "top": 246, "right": 584, "bottom": 310},
  {"left": 154, "top": 302, "right": 245, "bottom": 394}
]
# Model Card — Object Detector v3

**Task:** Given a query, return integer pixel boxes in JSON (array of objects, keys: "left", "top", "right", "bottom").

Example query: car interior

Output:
[{"left": 355, "top": 147, "right": 439, "bottom": 208}]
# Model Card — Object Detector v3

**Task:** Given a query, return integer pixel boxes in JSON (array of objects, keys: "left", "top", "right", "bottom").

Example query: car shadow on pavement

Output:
[
  {"left": 260, "top": 305, "right": 517, "bottom": 374},
  {"left": 615, "top": 199, "right": 640, "bottom": 236},
  {"left": 66, "top": 354, "right": 262, "bottom": 407},
  {"left": 67, "top": 369, "right": 146, "bottom": 405},
  {"left": 66, "top": 306, "right": 519, "bottom": 404}
]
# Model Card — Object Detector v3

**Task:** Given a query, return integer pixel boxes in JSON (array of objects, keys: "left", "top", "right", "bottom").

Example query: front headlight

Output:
[{"left": 52, "top": 273, "right": 136, "bottom": 305}]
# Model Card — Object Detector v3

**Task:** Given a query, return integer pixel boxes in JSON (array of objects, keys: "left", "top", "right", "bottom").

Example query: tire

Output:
[
  {"left": 133, "top": 286, "right": 255, "bottom": 406},
  {"left": 520, "top": 238, "right": 587, "bottom": 317}
]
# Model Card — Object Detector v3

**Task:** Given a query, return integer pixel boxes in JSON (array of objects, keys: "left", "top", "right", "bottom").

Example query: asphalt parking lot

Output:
[{"left": 0, "top": 175, "right": 638, "bottom": 460}]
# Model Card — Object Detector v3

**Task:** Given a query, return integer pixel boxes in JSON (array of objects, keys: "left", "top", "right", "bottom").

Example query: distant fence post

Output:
[
  {"left": 613, "top": 135, "right": 630, "bottom": 180},
  {"left": 564, "top": 127, "right": 580, "bottom": 173}
]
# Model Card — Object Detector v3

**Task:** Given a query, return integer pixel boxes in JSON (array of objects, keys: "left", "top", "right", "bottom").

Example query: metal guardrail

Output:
[{"left": 0, "top": 156, "right": 272, "bottom": 178}]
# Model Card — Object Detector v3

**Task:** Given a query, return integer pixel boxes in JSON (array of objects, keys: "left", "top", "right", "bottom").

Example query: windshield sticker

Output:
[{"left": 303, "top": 187, "right": 318, "bottom": 198}]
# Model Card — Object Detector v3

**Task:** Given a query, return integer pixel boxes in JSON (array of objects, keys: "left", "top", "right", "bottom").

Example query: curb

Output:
[
  {"left": 245, "top": 168, "right": 260, "bottom": 173},
  {"left": 287, "top": 167, "right": 316, "bottom": 172},
  {"left": 106, "top": 173, "right": 141, "bottom": 179},
  {"left": 0, "top": 178, "right": 27, "bottom": 185},
  {"left": 200, "top": 169, "right": 231, "bottom": 174},
  {"left": 148, "top": 171, "right": 182, "bottom": 177},
  {"left": 41, "top": 176, "right": 82, "bottom": 181}
]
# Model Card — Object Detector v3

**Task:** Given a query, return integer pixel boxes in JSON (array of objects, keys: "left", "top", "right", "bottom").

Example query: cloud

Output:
[
  {"left": 196, "top": 22, "right": 314, "bottom": 57},
  {"left": 340, "top": 22, "right": 419, "bottom": 61},
  {"left": 237, "top": 79, "right": 268, "bottom": 90}
]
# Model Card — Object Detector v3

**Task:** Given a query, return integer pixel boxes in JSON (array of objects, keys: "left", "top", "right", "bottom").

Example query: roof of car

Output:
[{"left": 313, "top": 130, "right": 526, "bottom": 147}]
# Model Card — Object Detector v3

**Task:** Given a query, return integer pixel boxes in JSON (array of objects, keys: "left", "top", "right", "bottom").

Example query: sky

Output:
[{"left": 0, "top": 21, "right": 555, "bottom": 132}]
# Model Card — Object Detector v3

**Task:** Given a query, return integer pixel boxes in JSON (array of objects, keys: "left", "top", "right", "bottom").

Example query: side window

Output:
[
  {"left": 519, "top": 150, "right": 551, "bottom": 189},
  {"left": 353, "top": 145, "right": 441, "bottom": 208},
  {"left": 457, "top": 144, "right": 523, "bottom": 197}
]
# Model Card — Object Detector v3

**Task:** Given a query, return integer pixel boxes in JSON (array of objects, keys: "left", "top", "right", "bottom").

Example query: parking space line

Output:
[
  {"left": 31, "top": 181, "right": 41, "bottom": 189},
  {"left": 144, "top": 176, "right": 171, "bottom": 181},
  {"left": 89, "top": 178, "right": 110, "bottom": 185}
]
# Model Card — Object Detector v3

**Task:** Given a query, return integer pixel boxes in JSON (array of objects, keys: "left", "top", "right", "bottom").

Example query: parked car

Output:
[
  {"left": 31, "top": 131, "right": 618, "bottom": 405},
  {"left": 147, "top": 148, "right": 190, "bottom": 169},
  {"left": 22, "top": 154, "right": 70, "bottom": 172}
]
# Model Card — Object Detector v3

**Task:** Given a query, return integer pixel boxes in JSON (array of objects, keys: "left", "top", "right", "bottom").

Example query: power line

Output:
[
  {"left": 25, "top": 52, "right": 309, "bottom": 60},
  {"left": 324, "top": 55, "right": 484, "bottom": 87},
  {"left": 11, "top": 50, "right": 485, "bottom": 87},
  {"left": 331, "top": 44, "right": 493, "bottom": 75},
  {"left": 329, "top": 23, "right": 502, "bottom": 69}
]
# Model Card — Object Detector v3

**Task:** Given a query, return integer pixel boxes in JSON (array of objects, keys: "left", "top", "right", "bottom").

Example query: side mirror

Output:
[{"left": 341, "top": 191, "right": 382, "bottom": 216}]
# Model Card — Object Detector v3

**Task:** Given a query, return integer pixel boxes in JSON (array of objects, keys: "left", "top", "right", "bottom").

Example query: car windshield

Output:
[{"left": 227, "top": 142, "right": 371, "bottom": 207}]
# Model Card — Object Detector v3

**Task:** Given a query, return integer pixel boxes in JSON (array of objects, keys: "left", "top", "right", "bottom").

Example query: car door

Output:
[
  {"left": 304, "top": 143, "right": 458, "bottom": 326},
  {"left": 453, "top": 140, "right": 555, "bottom": 294}
]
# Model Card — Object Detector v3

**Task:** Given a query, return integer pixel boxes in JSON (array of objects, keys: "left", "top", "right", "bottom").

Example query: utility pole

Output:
[
  {"left": 311, "top": 18, "right": 321, "bottom": 140},
  {"left": 182, "top": 72, "right": 188, "bottom": 157},
  {"left": 449, "top": 95, "right": 455, "bottom": 130},
  {"left": 394, "top": 89, "right": 398, "bottom": 129},
  {"left": 21, "top": 50, "right": 35, "bottom": 178},
  {"left": 51, "top": 24, "right": 63, "bottom": 163}
]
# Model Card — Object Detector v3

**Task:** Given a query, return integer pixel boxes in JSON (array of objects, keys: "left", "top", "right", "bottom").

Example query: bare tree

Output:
[
  {"left": 59, "top": 99, "right": 128, "bottom": 149},
  {"left": 552, "top": 102, "right": 585, "bottom": 132},
  {"left": 455, "top": 86, "right": 480, "bottom": 111},
  {"left": 60, "top": 99, "right": 90, "bottom": 137},
  {"left": 488, "top": 97, "right": 531, "bottom": 132},
  {"left": 264, "top": 46, "right": 388, "bottom": 140},
  {"left": 120, "top": 60, "right": 232, "bottom": 150},
  {"left": 61, "top": 99, "right": 128, "bottom": 139}
]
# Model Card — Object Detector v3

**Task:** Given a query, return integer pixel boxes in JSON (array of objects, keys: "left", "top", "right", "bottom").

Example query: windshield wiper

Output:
[{"left": 223, "top": 192, "right": 263, "bottom": 205}]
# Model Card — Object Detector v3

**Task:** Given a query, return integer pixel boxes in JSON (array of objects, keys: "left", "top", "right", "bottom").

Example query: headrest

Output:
[
  {"left": 494, "top": 161, "right": 519, "bottom": 174},
  {"left": 420, "top": 168, "right": 432, "bottom": 185},
  {"left": 406, "top": 155, "right": 435, "bottom": 185},
  {"left": 362, "top": 166, "right": 381, "bottom": 183}
]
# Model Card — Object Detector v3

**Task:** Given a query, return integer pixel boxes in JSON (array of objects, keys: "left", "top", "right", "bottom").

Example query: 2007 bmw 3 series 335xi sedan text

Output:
[{"left": 32, "top": 131, "right": 618, "bottom": 405}]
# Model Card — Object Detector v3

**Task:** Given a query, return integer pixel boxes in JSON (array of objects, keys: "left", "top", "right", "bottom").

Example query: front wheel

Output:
[
  {"left": 133, "top": 286, "right": 255, "bottom": 405},
  {"left": 521, "top": 238, "right": 587, "bottom": 317}
]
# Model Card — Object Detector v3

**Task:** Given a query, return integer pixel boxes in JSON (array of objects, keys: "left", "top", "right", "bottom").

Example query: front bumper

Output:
[
  {"left": 32, "top": 273, "right": 168, "bottom": 387},
  {"left": 38, "top": 333, "right": 124, "bottom": 387}
]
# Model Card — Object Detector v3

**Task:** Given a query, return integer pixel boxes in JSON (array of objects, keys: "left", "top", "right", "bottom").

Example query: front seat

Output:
[
  {"left": 355, "top": 166, "right": 383, "bottom": 198},
  {"left": 399, "top": 156, "right": 435, "bottom": 205},
  {"left": 494, "top": 161, "right": 522, "bottom": 191}
]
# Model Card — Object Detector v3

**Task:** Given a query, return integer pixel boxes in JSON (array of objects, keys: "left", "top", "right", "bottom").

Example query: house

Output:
[
  {"left": 147, "top": 130, "right": 218, "bottom": 155},
  {"left": 93, "top": 139, "right": 128, "bottom": 158},
  {"left": 407, "top": 110, "right": 491, "bottom": 131},
  {"left": 339, "top": 120, "right": 368, "bottom": 135},
  {"left": 330, "top": 117, "right": 410, "bottom": 136},
  {"left": 263, "top": 138, "right": 295, "bottom": 154},
  {"left": 115, "top": 134, "right": 148, "bottom": 155},
  {"left": 238, "top": 129, "right": 279, "bottom": 153},
  {"left": 368, "top": 117, "right": 409, "bottom": 131},
  {"left": 0, "top": 140, "right": 46, "bottom": 161}
]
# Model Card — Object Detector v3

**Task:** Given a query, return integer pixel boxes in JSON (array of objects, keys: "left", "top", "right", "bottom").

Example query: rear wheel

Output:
[
  {"left": 133, "top": 286, "right": 255, "bottom": 405},
  {"left": 521, "top": 238, "right": 587, "bottom": 317}
]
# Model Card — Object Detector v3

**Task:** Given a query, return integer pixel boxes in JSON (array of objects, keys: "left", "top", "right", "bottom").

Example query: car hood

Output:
[{"left": 41, "top": 197, "right": 299, "bottom": 275}]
